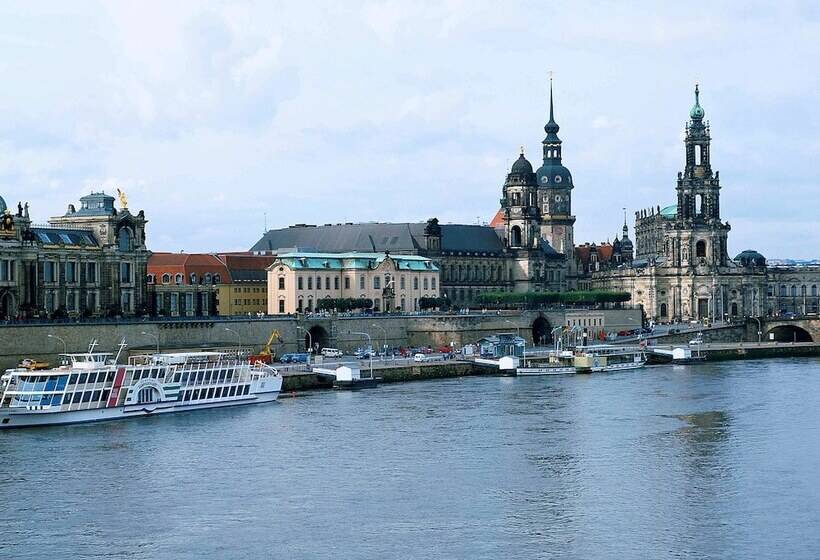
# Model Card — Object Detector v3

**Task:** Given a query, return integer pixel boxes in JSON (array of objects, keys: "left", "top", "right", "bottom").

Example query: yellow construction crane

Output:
[{"left": 249, "top": 329, "right": 281, "bottom": 363}]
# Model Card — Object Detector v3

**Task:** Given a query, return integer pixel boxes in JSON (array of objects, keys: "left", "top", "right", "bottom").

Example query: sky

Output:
[{"left": 0, "top": 1, "right": 818, "bottom": 258}]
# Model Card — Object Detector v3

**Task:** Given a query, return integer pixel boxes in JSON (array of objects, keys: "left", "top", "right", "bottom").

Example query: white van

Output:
[{"left": 321, "top": 348, "right": 343, "bottom": 358}]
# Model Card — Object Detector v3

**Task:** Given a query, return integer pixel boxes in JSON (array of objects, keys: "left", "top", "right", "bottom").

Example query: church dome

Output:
[
  {"left": 734, "top": 250, "right": 766, "bottom": 267},
  {"left": 510, "top": 153, "right": 533, "bottom": 175},
  {"left": 536, "top": 163, "right": 573, "bottom": 187},
  {"left": 0, "top": 195, "right": 6, "bottom": 214},
  {"left": 660, "top": 204, "right": 677, "bottom": 219}
]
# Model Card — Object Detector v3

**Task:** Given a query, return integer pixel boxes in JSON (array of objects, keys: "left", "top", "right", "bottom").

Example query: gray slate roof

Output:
[
  {"left": 251, "top": 222, "right": 563, "bottom": 258},
  {"left": 32, "top": 227, "right": 98, "bottom": 247}
]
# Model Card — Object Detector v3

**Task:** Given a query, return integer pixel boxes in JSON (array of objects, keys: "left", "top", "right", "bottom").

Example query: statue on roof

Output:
[{"left": 117, "top": 188, "right": 128, "bottom": 209}]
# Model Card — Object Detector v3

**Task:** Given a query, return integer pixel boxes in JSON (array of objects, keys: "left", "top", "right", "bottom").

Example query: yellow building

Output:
[{"left": 267, "top": 252, "right": 440, "bottom": 314}]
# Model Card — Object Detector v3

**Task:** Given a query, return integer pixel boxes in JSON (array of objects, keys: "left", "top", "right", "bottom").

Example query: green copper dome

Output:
[
  {"left": 660, "top": 204, "right": 677, "bottom": 219},
  {"left": 690, "top": 84, "right": 705, "bottom": 120}
]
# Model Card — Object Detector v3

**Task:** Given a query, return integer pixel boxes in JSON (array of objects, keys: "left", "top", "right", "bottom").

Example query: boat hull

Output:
[
  {"left": 516, "top": 367, "right": 576, "bottom": 376},
  {"left": 0, "top": 389, "right": 280, "bottom": 429}
]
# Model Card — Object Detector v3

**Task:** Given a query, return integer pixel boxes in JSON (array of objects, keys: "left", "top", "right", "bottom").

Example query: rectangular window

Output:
[
  {"left": 334, "top": 277, "right": 339, "bottom": 290},
  {"left": 344, "top": 277, "right": 350, "bottom": 290},
  {"left": 66, "top": 290, "right": 76, "bottom": 311},
  {"left": 423, "top": 278, "right": 429, "bottom": 290},
  {"left": 297, "top": 277, "right": 303, "bottom": 290},
  {"left": 359, "top": 276, "right": 365, "bottom": 290},
  {"left": 325, "top": 277, "right": 330, "bottom": 290},
  {"left": 297, "top": 299, "right": 303, "bottom": 312},
  {"left": 278, "top": 277, "right": 285, "bottom": 290},
  {"left": 431, "top": 277, "right": 436, "bottom": 290},
  {"left": 307, "top": 277, "right": 313, "bottom": 290},
  {"left": 400, "top": 276, "right": 406, "bottom": 289},
  {"left": 374, "top": 276, "right": 381, "bottom": 290},
  {"left": 44, "top": 261, "right": 58, "bottom": 283},
  {"left": 413, "top": 277, "right": 419, "bottom": 290},
  {"left": 316, "top": 276, "right": 322, "bottom": 290},
  {"left": 64, "top": 261, "right": 77, "bottom": 283},
  {"left": 120, "top": 262, "right": 132, "bottom": 284},
  {"left": 85, "top": 262, "right": 97, "bottom": 283},
  {"left": 278, "top": 300, "right": 285, "bottom": 313}
]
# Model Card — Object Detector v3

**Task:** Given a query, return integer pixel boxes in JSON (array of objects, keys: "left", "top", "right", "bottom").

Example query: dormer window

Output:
[
  {"left": 174, "top": 273, "right": 183, "bottom": 285},
  {"left": 190, "top": 273, "right": 198, "bottom": 284},
  {"left": 204, "top": 273, "right": 212, "bottom": 284},
  {"left": 162, "top": 273, "right": 170, "bottom": 284}
]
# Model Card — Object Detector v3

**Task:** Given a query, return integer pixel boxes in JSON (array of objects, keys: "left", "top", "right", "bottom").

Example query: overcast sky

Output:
[{"left": 1, "top": 1, "right": 818, "bottom": 258}]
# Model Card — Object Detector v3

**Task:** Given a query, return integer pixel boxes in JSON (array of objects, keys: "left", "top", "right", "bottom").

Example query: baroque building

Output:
[
  {"left": 592, "top": 86, "right": 820, "bottom": 322},
  {"left": 0, "top": 191, "right": 149, "bottom": 319},
  {"left": 267, "top": 252, "right": 439, "bottom": 314}
]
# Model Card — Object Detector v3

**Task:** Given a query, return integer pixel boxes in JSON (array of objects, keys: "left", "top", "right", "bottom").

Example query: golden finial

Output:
[{"left": 116, "top": 188, "right": 128, "bottom": 209}]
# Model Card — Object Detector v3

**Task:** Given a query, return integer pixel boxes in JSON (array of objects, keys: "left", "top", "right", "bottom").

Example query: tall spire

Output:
[
  {"left": 545, "top": 77, "right": 560, "bottom": 135},
  {"left": 690, "top": 83, "right": 705, "bottom": 120}
]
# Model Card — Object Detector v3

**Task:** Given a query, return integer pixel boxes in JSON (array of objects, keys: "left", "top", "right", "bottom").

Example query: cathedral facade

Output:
[{"left": 592, "top": 86, "right": 819, "bottom": 322}]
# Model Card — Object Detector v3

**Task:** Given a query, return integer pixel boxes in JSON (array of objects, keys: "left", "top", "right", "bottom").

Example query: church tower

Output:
[
  {"left": 536, "top": 80, "right": 577, "bottom": 282},
  {"left": 675, "top": 84, "right": 730, "bottom": 267},
  {"left": 502, "top": 148, "right": 539, "bottom": 249}
]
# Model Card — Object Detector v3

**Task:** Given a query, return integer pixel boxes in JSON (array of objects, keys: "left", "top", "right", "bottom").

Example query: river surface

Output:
[{"left": 2, "top": 358, "right": 820, "bottom": 559}]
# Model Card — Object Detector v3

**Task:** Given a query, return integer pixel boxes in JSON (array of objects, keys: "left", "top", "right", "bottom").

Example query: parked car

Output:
[
  {"left": 413, "top": 353, "right": 428, "bottom": 362},
  {"left": 280, "top": 353, "right": 309, "bottom": 363},
  {"left": 320, "top": 348, "right": 343, "bottom": 358},
  {"left": 689, "top": 335, "right": 704, "bottom": 345},
  {"left": 354, "top": 348, "right": 373, "bottom": 359}
]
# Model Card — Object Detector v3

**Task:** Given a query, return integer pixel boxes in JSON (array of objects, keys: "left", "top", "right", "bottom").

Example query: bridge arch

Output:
[
  {"left": 306, "top": 325, "right": 330, "bottom": 351},
  {"left": 766, "top": 325, "right": 813, "bottom": 343},
  {"left": 531, "top": 316, "right": 551, "bottom": 346}
]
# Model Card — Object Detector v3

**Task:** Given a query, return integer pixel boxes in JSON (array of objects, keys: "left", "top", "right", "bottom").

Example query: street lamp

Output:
[
  {"left": 47, "top": 333, "right": 67, "bottom": 355},
  {"left": 551, "top": 326, "right": 563, "bottom": 352},
  {"left": 224, "top": 327, "right": 241, "bottom": 355},
  {"left": 296, "top": 326, "right": 313, "bottom": 353},
  {"left": 140, "top": 331, "right": 159, "bottom": 354},
  {"left": 349, "top": 331, "right": 373, "bottom": 379},
  {"left": 371, "top": 323, "right": 388, "bottom": 354},
  {"left": 754, "top": 317, "right": 762, "bottom": 344}
]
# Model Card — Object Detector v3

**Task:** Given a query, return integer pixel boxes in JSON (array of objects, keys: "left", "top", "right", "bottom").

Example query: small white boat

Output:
[{"left": 0, "top": 340, "right": 282, "bottom": 429}]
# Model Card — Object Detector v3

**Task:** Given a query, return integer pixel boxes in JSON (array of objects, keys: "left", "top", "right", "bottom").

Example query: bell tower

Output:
[
  {"left": 675, "top": 84, "right": 730, "bottom": 267},
  {"left": 502, "top": 148, "right": 539, "bottom": 249}
]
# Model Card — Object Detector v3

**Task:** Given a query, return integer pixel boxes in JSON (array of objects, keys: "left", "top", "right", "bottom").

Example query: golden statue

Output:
[{"left": 116, "top": 188, "right": 128, "bottom": 209}]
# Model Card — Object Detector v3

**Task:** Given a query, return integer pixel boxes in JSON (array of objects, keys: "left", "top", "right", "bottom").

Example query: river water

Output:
[{"left": 1, "top": 358, "right": 819, "bottom": 559}]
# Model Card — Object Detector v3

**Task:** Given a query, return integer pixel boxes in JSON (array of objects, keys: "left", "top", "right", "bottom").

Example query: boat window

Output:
[
  {"left": 207, "top": 388, "right": 215, "bottom": 399},
  {"left": 63, "top": 393, "right": 72, "bottom": 404},
  {"left": 229, "top": 386, "right": 236, "bottom": 397},
  {"left": 78, "top": 373, "right": 88, "bottom": 384},
  {"left": 91, "top": 390, "right": 101, "bottom": 402},
  {"left": 101, "top": 390, "right": 110, "bottom": 402},
  {"left": 82, "top": 391, "right": 92, "bottom": 403},
  {"left": 69, "top": 374, "right": 78, "bottom": 385},
  {"left": 72, "top": 393, "right": 82, "bottom": 404},
  {"left": 107, "top": 372, "right": 115, "bottom": 382},
  {"left": 215, "top": 387, "right": 222, "bottom": 398},
  {"left": 193, "top": 389, "right": 200, "bottom": 400}
]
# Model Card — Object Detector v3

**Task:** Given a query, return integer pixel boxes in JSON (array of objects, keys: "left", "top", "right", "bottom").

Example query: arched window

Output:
[
  {"left": 800, "top": 285, "right": 807, "bottom": 296},
  {"left": 213, "top": 273, "right": 221, "bottom": 284},
  {"left": 779, "top": 285, "right": 786, "bottom": 297},
  {"left": 695, "top": 240, "right": 706, "bottom": 258},
  {"left": 731, "top": 302, "right": 738, "bottom": 316},
  {"left": 204, "top": 273, "right": 212, "bottom": 284},
  {"left": 812, "top": 285, "right": 817, "bottom": 296},
  {"left": 117, "top": 228, "right": 133, "bottom": 252},
  {"left": 659, "top": 303, "right": 668, "bottom": 317},
  {"left": 162, "top": 273, "right": 170, "bottom": 284},
  {"left": 174, "top": 273, "right": 183, "bottom": 285},
  {"left": 147, "top": 274, "right": 155, "bottom": 284},
  {"left": 189, "top": 273, "right": 198, "bottom": 284},
  {"left": 510, "top": 226, "right": 522, "bottom": 247},
  {"left": 695, "top": 194, "right": 704, "bottom": 216},
  {"left": 791, "top": 285, "right": 798, "bottom": 297}
]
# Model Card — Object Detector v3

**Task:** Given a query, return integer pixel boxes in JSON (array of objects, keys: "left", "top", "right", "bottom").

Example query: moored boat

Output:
[
  {"left": 0, "top": 340, "right": 282, "bottom": 429},
  {"left": 573, "top": 345, "right": 646, "bottom": 373}
]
